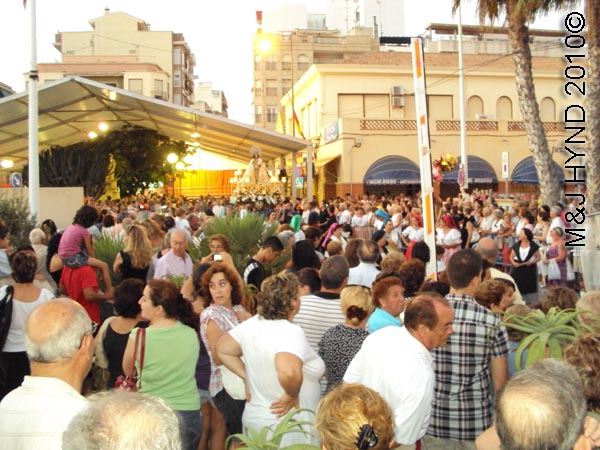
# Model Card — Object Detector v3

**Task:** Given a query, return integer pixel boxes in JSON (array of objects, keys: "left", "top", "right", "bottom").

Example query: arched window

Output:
[
  {"left": 540, "top": 97, "right": 556, "bottom": 121},
  {"left": 297, "top": 54, "right": 310, "bottom": 72},
  {"left": 496, "top": 96, "right": 513, "bottom": 119},
  {"left": 282, "top": 53, "right": 292, "bottom": 71},
  {"left": 466, "top": 95, "right": 484, "bottom": 119}
]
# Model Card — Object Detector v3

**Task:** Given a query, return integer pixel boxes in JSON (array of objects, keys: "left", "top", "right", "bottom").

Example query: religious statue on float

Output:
[
  {"left": 231, "top": 145, "right": 280, "bottom": 205},
  {"left": 243, "top": 146, "right": 271, "bottom": 184}
]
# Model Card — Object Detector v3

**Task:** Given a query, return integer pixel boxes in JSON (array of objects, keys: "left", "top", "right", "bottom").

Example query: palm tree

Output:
[
  {"left": 586, "top": 1, "right": 600, "bottom": 212},
  {"left": 452, "top": 0, "right": 578, "bottom": 206}
]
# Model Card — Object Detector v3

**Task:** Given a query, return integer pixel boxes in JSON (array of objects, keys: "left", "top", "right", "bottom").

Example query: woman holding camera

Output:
[{"left": 199, "top": 263, "right": 250, "bottom": 439}]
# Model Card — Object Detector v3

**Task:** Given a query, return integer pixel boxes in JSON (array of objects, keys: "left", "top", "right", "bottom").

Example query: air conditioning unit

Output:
[
  {"left": 391, "top": 85, "right": 404, "bottom": 96},
  {"left": 391, "top": 96, "right": 405, "bottom": 108},
  {"left": 475, "top": 114, "right": 496, "bottom": 120}
]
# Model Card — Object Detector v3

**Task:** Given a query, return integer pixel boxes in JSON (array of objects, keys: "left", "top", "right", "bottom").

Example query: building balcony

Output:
[
  {"left": 152, "top": 90, "right": 168, "bottom": 100},
  {"left": 344, "top": 118, "right": 566, "bottom": 135}
]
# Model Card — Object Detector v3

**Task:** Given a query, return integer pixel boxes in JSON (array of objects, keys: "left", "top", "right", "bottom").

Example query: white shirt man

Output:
[
  {"left": 344, "top": 294, "right": 454, "bottom": 446},
  {"left": 0, "top": 299, "right": 94, "bottom": 450},
  {"left": 153, "top": 229, "right": 193, "bottom": 280},
  {"left": 347, "top": 240, "right": 380, "bottom": 288}
]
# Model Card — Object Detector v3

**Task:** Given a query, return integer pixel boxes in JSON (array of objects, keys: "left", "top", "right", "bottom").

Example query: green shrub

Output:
[
  {"left": 202, "top": 213, "right": 276, "bottom": 275},
  {"left": 93, "top": 235, "right": 123, "bottom": 287},
  {"left": 0, "top": 192, "right": 37, "bottom": 248},
  {"left": 226, "top": 408, "right": 319, "bottom": 450},
  {"left": 502, "top": 307, "right": 592, "bottom": 371}
]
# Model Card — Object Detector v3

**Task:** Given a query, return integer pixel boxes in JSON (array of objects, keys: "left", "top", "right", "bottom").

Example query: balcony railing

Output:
[
  {"left": 354, "top": 118, "right": 566, "bottom": 134},
  {"left": 360, "top": 119, "right": 417, "bottom": 130},
  {"left": 436, "top": 120, "right": 499, "bottom": 131}
]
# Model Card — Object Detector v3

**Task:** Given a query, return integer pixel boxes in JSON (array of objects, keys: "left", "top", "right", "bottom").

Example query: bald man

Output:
[
  {"left": 475, "top": 237, "right": 524, "bottom": 305},
  {"left": 153, "top": 229, "right": 193, "bottom": 280},
  {"left": 0, "top": 298, "right": 93, "bottom": 450}
]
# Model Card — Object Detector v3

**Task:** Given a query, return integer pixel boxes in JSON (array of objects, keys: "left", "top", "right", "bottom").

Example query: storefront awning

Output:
[
  {"left": 363, "top": 155, "right": 421, "bottom": 185},
  {"left": 442, "top": 155, "right": 497, "bottom": 184},
  {"left": 511, "top": 156, "right": 565, "bottom": 185}
]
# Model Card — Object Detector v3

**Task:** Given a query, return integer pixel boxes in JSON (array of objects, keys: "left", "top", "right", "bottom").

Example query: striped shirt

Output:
[
  {"left": 293, "top": 292, "right": 345, "bottom": 355},
  {"left": 427, "top": 293, "right": 508, "bottom": 441}
]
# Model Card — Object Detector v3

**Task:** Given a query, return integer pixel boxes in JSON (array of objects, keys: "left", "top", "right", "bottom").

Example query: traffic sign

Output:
[{"left": 9, "top": 172, "right": 22, "bottom": 188}]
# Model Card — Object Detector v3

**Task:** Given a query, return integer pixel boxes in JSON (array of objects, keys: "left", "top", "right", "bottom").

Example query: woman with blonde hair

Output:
[
  {"left": 319, "top": 286, "right": 372, "bottom": 393},
  {"left": 113, "top": 224, "right": 152, "bottom": 282},
  {"left": 315, "top": 383, "right": 394, "bottom": 450}
]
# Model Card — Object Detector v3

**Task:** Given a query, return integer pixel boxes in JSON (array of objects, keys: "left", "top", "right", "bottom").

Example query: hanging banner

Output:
[{"left": 411, "top": 37, "right": 437, "bottom": 277}]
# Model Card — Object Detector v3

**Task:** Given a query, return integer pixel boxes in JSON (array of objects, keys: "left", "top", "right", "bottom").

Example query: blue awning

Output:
[
  {"left": 363, "top": 155, "right": 421, "bottom": 185},
  {"left": 511, "top": 156, "right": 565, "bottom": 185},
  {"left": 442, "top": 155, "right": 497, "bottom": 184}
]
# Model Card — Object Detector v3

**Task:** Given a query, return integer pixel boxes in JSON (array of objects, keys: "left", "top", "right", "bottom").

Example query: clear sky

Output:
[{"left": 2, "top": 0, "right": 578, "bottom": 123}]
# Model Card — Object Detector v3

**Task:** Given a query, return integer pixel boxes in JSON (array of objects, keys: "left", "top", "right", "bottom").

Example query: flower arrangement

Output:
[
  {"left": 231, "top": 181, "right": 280, "bottom": 204},
  {"left": 432, "top": 153, "right": 458, "bottom": 182}
]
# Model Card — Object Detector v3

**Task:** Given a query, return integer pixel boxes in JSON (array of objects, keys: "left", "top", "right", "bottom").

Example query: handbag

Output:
[
  {"left": 0, "top": 285, "right": 14, "bottom": 351},
  {"left": 114, "top": 327, "right": 145, "bottom": 391},
  {"left": 94, "top": 316, "right": 114, "bottom": 370},
  {"left": 547, "top": 259, "right": 561, "bottom": 281},
  {"left": 218, "top": 313, "right": 246, "bottom": 400}
]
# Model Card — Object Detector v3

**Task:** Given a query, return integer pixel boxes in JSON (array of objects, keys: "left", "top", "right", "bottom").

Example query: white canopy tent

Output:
[{"left": 0, "top": 76, "right": 312, "bottom": 199}]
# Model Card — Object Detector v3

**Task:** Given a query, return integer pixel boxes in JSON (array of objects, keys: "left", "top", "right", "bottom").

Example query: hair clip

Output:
[{"left": 355, "top": 424, "right": 378, "bottom": 450}]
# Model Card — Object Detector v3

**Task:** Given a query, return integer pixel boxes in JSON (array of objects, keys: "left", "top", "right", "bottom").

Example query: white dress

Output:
[{"left": 229, "top": 315, "right": 325, "bottom": 446}]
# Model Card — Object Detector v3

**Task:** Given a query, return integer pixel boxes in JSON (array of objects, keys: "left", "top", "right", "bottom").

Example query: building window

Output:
[
  {"left": 282, "top": 53, "right": 292, "bottom": 71},
  {"left": 466, "top": 95, "right": 484, "bottom": 119},
  {"left": 338, "top": 94, "right": 390, "bottom": 118},
  {"left": 540, "top": 97, "right": 556, "bottom": 121},
  {"left": 282, "top": 79, "right": 292, "bottom": 94},
  {"left": 265, "top": 56, "right": 277, "bottom": 71},
  {"left": 173, "top": 48, "right": 182, "bottom": 65},
  {"left": 154, "top": 79, "right": 164, "bottom": 99},
  {"left": 266, "top": 87, "right": 278, "bottom": 96},
  {"left": 297, "top": 54, "right": 310, "bottom": 72},
  {"left": 128, "top": 78, "right": 143, "bottom": 95},
  {"left": 267, "top": 107, "right": 278, "bottom": 123},
  {"left": 255, "top": 106, "right": 263, "bottom": 123},
  {"left": 496, "top": 96, "right": 513, "bottom": 119}
]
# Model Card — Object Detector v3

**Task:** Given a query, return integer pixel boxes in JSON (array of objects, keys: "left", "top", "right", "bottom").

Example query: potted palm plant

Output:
[{"left": 502, "top": 307, "right": 592, "bottom": 371}]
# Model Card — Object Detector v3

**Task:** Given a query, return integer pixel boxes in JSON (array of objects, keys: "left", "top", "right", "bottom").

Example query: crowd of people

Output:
[{"left": 0, "top": 189, "right": 598, "bottom": 450}]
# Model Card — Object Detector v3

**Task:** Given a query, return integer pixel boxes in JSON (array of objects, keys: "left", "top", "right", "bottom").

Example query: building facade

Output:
[
  {"left": 36, "top": 8, "right": 196, "bottom": 107},
  {"left": 193, "top": 81, "right": 228, "bottom": 117},
  {"left": 279, "top": 27, "right": 570, "bottom": 200},
  {"left": 252, "top": 27, "right": 380, "bottom": 131}
]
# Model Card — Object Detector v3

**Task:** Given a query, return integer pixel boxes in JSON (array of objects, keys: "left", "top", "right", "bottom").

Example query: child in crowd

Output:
[{"left": 58, "top": 205, "right": 113, "bottom": 296}]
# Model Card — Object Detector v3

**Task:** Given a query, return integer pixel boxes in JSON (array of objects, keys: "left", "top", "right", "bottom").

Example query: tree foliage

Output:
[
  {"left": 452, "top": 0, "right": 579, "bottom": 206},
  {"left": 101, "top": 126, "right": 188, "bottom": 197},
  {"left": 23, "top": 126, "right": 188, "bottom": 198},
  {"left": 585, "top": 0, "right": 600, "bottom": 211},
  {"left": 24, "top": 142, "right": 111, "bottom": 198},
  {"left": 0, "top": 192, "right": 37, "bottom": 248}
]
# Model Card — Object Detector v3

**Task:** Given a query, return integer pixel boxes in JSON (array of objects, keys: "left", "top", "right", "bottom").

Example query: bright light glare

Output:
[
  {"left": 98, "top": 122, "right": 109, "bottom": 132},
  {"left": 175, "top": 161, "right": 185, "bottom": 171},
  {"left": 257, "top": 38, "right": 272, "bottom": 53},
  {"left": 88, "top": 131, "right": 98, "bottom": 139},
  {"left": 0, "top": 159, "right": 14, "bottom": 169},
  {"left": 190, "top": 132, "right": 200, "bottom": 138},
  {"left": 166, "top": 153, "right": 178, "bottom": 164}
]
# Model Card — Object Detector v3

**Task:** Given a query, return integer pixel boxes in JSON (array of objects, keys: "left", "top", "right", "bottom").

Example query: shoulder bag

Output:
[
  {"left": 0, "top": 285, "right": 14, "bottom": 351},
  {"left": 114, "top": 327, "right": 145, "bottom": 391},
  {"left": 94, "top": 316, "right": 114, "bottom": 370},
  {"left": 218, "top": 312, "right": 246, "bottom": 400}
]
